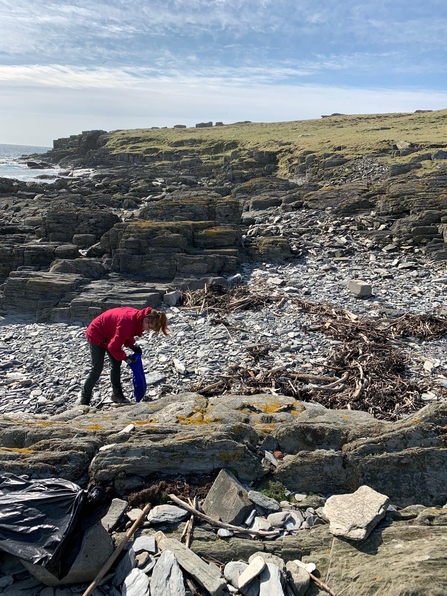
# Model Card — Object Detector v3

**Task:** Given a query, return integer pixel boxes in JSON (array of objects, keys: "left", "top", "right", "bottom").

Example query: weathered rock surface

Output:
[
  {"left": 323, "top": 485, "right": 390, "bottom": 540},
  {"left": 1, "top": 396, "right": 447, "bottom": 507},
  {"left": 2, "top": 123, "right": 447, "bottom": 321}
]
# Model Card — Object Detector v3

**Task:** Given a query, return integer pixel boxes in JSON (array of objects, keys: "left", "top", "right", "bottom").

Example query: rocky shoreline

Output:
[{"left": 1, "top": 122, "right": 447, "bottom": 595}]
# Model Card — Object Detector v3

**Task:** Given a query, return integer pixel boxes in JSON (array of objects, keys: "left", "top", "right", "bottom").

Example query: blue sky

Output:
[{"left": 1, "top": 0, "right": 446, "bottom": 146}]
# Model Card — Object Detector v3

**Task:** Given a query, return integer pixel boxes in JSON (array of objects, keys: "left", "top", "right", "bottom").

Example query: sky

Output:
[{"left": 1, "top": 0, "right": 447, "bottom": 147}]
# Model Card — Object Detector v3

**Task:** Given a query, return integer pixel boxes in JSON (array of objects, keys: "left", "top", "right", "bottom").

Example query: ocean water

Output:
[{"left": 0, "top": 143, "right": 57, "bottom": 182}]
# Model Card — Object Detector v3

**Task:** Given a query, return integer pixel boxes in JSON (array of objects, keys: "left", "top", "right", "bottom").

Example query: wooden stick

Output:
[
  {"left": 168, "top": 494, "right": 280, "bottom": 537},
  {"left": 290, "top": 373, "right": 340, "bottom": 382},
  {"left": 185, "top": 497, "right": 197, "bottom": 548},
  {"left": 81, "top": 503, "right": 151, "bottom": 596},
  {"left": 309, "top": 572, "right": 337, "bottom": 596}
]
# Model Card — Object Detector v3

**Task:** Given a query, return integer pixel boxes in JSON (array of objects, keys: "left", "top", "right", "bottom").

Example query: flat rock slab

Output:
[
  {"left": 238, "top": 555, "right": 266, "bottom": 589},
  {"left": 147, "top": 504, "right": 189, "bottom": 524},
  {"left": 150, "top": 550, "right": 185, "bottom": 596},
  {"left": 202, "top": 469, "right": 254, "bottom": 525},
  {"left": 323, "top": 485, "right": 390, "bottom": 540},
  {"left": 155, "top": 533, "right": 227, "bottom": 596},
  {"left": 101, "top": 497, "right": 128, "bottom": 531},
  {"left": 259, "top": 562, "right": 285, "bottom": 596},
  {"left": 122, "top": 568, "right": 150, "bottom": 596}
]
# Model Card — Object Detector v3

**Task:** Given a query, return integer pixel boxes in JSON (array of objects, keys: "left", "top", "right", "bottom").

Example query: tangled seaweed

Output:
[{"left": 183, "top": 284, "right": 447, "bottom": 421}]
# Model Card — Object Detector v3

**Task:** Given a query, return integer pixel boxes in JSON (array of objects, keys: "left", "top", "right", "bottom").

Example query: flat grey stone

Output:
[
  {"left": 202, "top": 469, "right": 254, "bottom": 525},
  {"left": 150, "top": 550, "right": 186, "bottom": 596},
  {"left": 224, "top": 561, "right": 248, "bottom": 587},
  {"left": 248, "top": 490, "right": 281, "bottom": 512},
  {"left": 251, "top": 516, "right": 272, "bottom": 532},
  {"left": 101, "top": 498, "right": 128, "bottom": 532},
  {"left": 217, "top": 528, "right": 234, "bottom": 537},
  {"left": 23, "top": 523, "right": 114, "bottom": 587},
  {"left": 112, "top": 549, "right": 137, "bottom": 587},
  {"left": 146, "top": 372, "right": 166, "bottom": 385},
  {"left": 147, "top": 504, "right": 189, "bottom": 524},
  {"left": 133, "top": 534, "right": 157, "bottom": 553},
  {"left": 267, "top": 511, "right": 291, "bottom": 527},
  {"left": 238, "top": 555, "right": 266, "bottom": 589},
  {"left": 122, "top": 568, "right": 150, "bottom": 596},
  {"left": 259, "top": 562, "right": 285, "bottom": 596},
  {"left": 323, "top": 485, "right": 390, "bottom": 541},
  {"left": 157, "top": 535, "right": 226, "bottom": 595},
  {"left": 286, "top": 561, "right": 310, "bottom": 596}
]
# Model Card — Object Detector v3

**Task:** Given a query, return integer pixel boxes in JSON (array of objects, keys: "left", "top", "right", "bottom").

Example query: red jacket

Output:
[{"left": 86, "top": 306, "right": 153, "bottom": 361}]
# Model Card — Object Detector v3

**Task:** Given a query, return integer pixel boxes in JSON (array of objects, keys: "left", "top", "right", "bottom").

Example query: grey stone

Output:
[
  {"left": 259, "top": 562, "right": 285, "bottom": 596},
  {"left": 238, "top": 555, "right": 266, "bottom": 589},
  {"left": 202, "top": 469, "right": 254, "bottom": 525},
  {"left": 146, "top": 372, "right": 166, "bottom": 385},
  {"left": 163, "top": 291, "right": 182, "bottom": 306},
  {"left": 132, "top": 534, "right": 157, "bottom": 554},
  {"left": 224, "top": 561, "right": 248, "bottom": 587},
  {"left": 347, "top": 279, "right": 372, "bottom": 297},
  {"left": 147, "top": 504, "right": 189, "bottom": 524},
  {"left": 101, "top": 498, "right": 128, "bottom": 532},
  {"left": 323, "top": 485, "right": 390, "bottom": 540},
  {"left": 122, "top": 568, "right": 150, "bottom": 596},
  {"left": 156, "top": 534, "right": 226, "bottom": 596},
  {"left": 285, "top": 561, "right": 310, "bottom": 596},
  {"left": 22, "top": 523, "right": 114, "bottom": 586},
  {"left": 267, "top": 511, "right": 291, "bottom": 527},
  {"left": 248, "top": 490, "right": 281, "bottom": 512},
  {"left": 217, "top": 528, "right": 234, "bottom": 537},
  {"left": 112, "top": 548, "right": 137, "bottom": 587},
  {"left": 150, "top": 550, "right": 186, "bottom": 596}
]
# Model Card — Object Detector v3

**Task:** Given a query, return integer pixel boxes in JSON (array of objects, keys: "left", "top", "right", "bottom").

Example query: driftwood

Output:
[
  {"left": 309, "top": 572, "right": 337, "bottom": 596},
  {"left": 82, "top": 503, "right": 151, "bottom": 596},
  {"left": 182, "top": 284, "right": 447, "bottom": 420},
  {"left": 180, "top": 496, "right": 197, "bottom": 548},
  {"left": 169, "top": 493, "right": 281, "bottom": 538}
]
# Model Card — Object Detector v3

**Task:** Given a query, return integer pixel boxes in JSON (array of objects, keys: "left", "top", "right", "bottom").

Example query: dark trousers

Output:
[{"left": 82, "top": 343, "right": 122, "bottom": 398}]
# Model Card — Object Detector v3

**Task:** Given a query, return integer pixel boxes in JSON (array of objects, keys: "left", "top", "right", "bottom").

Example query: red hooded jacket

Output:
[{"left": 86, "top": 306, "right": 153, "bottom": 361}]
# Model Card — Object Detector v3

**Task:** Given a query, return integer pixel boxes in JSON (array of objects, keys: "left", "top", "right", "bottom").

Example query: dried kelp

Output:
[
  {"left": 309, "top": 340, "right": 421, "bottom": 420},
  {"left": 386, "top": 313, "right": 447, "bottom": 340},
  {"left": 183, "top": 284, "right": 441, "bottom": 420},
  {"left": 182, "top": 283, "right": 279, "bottom": 312}
]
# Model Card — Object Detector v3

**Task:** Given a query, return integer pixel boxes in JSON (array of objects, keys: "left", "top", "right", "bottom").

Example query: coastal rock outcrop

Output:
[{"left": 2, "top": 395, "right": 447, "bottom": 507}]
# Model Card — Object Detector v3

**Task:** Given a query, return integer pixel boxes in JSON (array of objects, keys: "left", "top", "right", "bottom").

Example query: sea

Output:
[{"left": 0, "top": 143, "right": 58, "bottom": 182}]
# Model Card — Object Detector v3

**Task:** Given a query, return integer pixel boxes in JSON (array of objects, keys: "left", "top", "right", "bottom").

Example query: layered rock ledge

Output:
[{"left": 2, "top": 393, "right": 447, "bottom": 508}]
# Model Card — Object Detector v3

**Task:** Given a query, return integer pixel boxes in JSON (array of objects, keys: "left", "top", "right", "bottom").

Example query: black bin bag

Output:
[{"left": 0, "top": 474, "right": 110, "bottom": 579}]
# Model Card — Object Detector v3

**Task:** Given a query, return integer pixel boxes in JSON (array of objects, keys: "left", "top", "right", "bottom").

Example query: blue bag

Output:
[{"left": 127, "top": 352, "right": 147, "bottom": 402}]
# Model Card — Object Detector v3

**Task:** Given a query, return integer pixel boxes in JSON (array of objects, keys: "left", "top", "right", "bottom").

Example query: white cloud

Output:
[
  {"left": 1, "top": 63, "right": 446, "bottom": 145},
  {"left": 0, "top": 0, "right": 445, "bottom": 145}
]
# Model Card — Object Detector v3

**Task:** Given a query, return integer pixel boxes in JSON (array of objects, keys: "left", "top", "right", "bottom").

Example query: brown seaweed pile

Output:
[{"left": 183, "top": 284, "right": 447, "bottom": 421}]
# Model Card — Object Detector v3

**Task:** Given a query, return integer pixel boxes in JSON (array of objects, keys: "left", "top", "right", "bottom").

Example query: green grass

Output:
[
  {"left": 104, "top": 110, "right": 447, "bottom": 156},
  {"left": 101, "top": 109, "right": 447, "bottom": 179}
]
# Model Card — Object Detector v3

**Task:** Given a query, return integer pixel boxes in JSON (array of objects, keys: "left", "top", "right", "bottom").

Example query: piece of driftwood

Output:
[
  {"left": 309, "top": 571, "right": 337, "bottom": 596},
  {"left": 81, "top": 503, "right": 151, "bottom": 596},
  {"left": 169, "top": 493, "right": 281, "bottom": 537},
  {"left": 181, "top": 497, "right": 196, "bottom": 548}
]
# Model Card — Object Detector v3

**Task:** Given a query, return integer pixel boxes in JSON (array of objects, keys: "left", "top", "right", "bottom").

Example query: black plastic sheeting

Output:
[{"left": 0, "top": 474, "right": 111, "bottom": 578}]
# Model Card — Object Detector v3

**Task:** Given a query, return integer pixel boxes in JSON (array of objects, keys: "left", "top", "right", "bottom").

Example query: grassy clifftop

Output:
[{"left": 102, "top": 109, "right": 447, "bottom": 174}]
